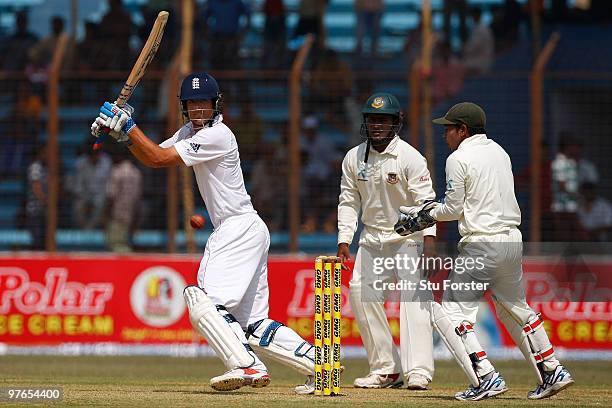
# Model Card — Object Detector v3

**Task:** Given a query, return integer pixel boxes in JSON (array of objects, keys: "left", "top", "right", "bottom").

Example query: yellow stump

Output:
[{"left": 314, "top": 256, "right": 342, "bottom": 396}]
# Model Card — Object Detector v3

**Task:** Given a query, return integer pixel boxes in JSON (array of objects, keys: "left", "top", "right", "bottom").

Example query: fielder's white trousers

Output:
[
  {"left": 350, "top": 240, "right": 435, "bottom": 380},
  {"left": 197, "top": 213, "right": 270, "bottom": 328},
  {"left": 442, "top": 228, "right": 535, "bottom": 327}
]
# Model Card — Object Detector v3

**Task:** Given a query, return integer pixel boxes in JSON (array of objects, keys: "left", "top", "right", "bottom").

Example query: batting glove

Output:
[
  {"left": 100, "top": 101, "right": 136, "bottom": 132},
  {"left": 395, "top": 200, "right": 438, "bottom": 236}
]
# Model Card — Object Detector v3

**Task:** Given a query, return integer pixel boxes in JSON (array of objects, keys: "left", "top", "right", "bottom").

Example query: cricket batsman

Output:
[
  {"left": 337, "top": 92, "right": 436, "bottom": 389},
  {"left": 90, "top": 73, "right": 316, "bottom": 393},
  {"left": 394, "top": 102, "right": 574, "bottom": 400}
]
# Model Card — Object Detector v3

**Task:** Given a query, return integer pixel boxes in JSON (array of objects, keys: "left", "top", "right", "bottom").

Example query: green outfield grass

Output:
[{"left": 0, "top": 356, "right": 610, "bottom": 407}]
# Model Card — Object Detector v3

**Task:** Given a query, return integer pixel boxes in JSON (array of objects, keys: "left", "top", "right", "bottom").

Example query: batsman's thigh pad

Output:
[
  {"left": 183, "top": 285, "right": 256, "bottom": 369},
  {"left": 494, "top": 299, "right": 558, "bottom": 384},
  {"left": 430, "top": 301, "right": 480, "bottom": 386},
  {"left": 247, "top": 318, "right": 314, "bottom": 375}
]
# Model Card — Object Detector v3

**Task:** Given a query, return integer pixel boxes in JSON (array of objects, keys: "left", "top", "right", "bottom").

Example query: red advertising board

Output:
[{"left": 0, "top": 254, "right": 610, "bottom": 350}]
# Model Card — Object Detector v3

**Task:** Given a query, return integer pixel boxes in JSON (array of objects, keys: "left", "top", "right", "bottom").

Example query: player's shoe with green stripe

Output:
[{"left": 527, "top": 365, "right": 574, "bottom": 399}]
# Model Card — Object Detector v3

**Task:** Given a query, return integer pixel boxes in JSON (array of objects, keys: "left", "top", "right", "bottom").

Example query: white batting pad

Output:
[
  {"left": 430, "top": 302, "right": 480, "bottom": 387},
  {"left": 183, "top": 285, "right": 255, "bottom": 369},
  {"left": 247, "top": 319, "right": 314, "bottom": 375},
  {"left": 495, "top": 301, "right": 558, "bottom": 385}
]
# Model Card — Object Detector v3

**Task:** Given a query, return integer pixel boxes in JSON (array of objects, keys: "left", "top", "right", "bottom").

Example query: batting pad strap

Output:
[
  {"left": 534, "top": 346, "right": 554, "bottom": 362},
  {"left": 523, "top": 316, "right": 543, "bottom": 333},
  {"left": 259, "top": 321, "right": 283, "bottom": 347},
  {"left": 455, "top": 323, "right": 474, "bottom": 336},
  {"left": 470, "top": 351, "right": 488, "bottom": 361},
  {"left": 430, "top": 302, "right": 480, "bottom": 387}
]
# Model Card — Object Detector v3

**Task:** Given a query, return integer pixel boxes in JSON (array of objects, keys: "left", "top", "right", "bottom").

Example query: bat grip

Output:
[{"left": 92, "top": 128, "right": 110, "bottom": 151}]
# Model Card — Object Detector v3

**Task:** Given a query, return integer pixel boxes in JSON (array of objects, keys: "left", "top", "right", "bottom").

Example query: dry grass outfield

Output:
[{"left": 0, "top": 356, "right": 610, "bottom": 407}]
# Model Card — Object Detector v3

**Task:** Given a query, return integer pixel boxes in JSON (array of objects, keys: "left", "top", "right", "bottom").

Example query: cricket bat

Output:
[{"left": 93, "top": 11, "right": 169, "bottom": 150}]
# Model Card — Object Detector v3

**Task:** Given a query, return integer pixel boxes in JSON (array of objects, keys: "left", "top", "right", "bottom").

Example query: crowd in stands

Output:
[{"left": 1, "top": 0, "right": 611, "bottom": 249}]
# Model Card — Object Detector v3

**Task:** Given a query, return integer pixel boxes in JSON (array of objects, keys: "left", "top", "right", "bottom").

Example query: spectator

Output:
[
  {"left": 0, "top": 10, "right": 38, "bottom": 71},
  {"left": 72, "top": 144, "right": 112, "bottom": 229},
  {"left": 551, "top": 136, "right": 586, "bottom": 241},
  {"left": 250, "top": 143, "right": 284, "bottom": 231},
  {"left": 354, "top": 0, "right": 384, "bottom": 57},
  {"left": 27, "top": 15, "right": 74, "bottom": 85},
  {"left": 515, "top": 141, "right": 554, "bottom": 241},
  {"left": 556, "top": 133, "right": 599, "bottom": 185},
  {"left": 98, "top": 0, "right": 133, "bottom": 70},
  {"left": 432, "top": 41, "right": 465, "bottom": 104},
  {"left": 292, "top": 0, "right": 327, "bottom": 48},
  {"left": 403, "top": 20, "right": 422, "bottom": 67},
  {"left": 262, "top": 0, "right": 287, "bottom": 68},
  {"left": 300, "top": 115, "right": 342, "bottom": 232},
  {"left": 106, "top": 147, "right": 143, "bottom": 252},
  {"left": 462, "top": 7, "right": 494, "bottom": 75},
  {"left": 231, "top": 99, "right": 264, "bottom": 166},
  {"left": 25, "top": 145, "right": 48, "bottom": 249},
  {"left": 310, "top": 48, "right": 355, "bottom": 131},
  {"left": 201, "top": 0, "right": 250, "bottom": 70},
  {"left": 491, "top": 0, "right": 523, "bottom": 53},
  {"left": 1, "top": 80, "right": 42, "bottom": 177},
  {"left": 75, "top": 21, "right": 104, "bottom": 71},
  {"left": 578, "top": 183, "right": 612, "bottom": 242},
  {"left": 443, "top": 0, "right": 468, "bottom": 46}
]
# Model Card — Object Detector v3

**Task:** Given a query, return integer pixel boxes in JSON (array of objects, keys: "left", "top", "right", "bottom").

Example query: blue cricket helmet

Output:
[{"left": 179, "top": 72, "right": 223, "bottom": 125}]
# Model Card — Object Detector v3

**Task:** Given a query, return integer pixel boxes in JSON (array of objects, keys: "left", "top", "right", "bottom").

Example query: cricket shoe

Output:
[
  {"left": 407, "top": 373, "right": 430, "bottom": 390},
  {"left": 353, "top": 373, "right": 404, "bottom": 389},
  {"left": 527, "top": 365, "right": 574, "bottom": 400},
  {"left": 210, "top": 367, "right": 270, "bottom": 391},
  {"left": 454, "top": 371, "right": 508, "bottom": 401},
  {"left": 294, "top": 375, "right": 315, "bottom": 395},
  {"left": 295, "top": 365, "right": 345, "bottom": 395}
]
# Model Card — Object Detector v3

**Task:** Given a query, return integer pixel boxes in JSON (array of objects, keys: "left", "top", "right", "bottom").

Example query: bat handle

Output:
[{"left": 92, "top": 128, "right": 110, "bottom": 151}]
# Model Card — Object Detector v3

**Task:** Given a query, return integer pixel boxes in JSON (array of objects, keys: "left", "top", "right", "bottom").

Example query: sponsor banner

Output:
[
  {"left": 0, "top": 255, "right": 610, "bottom": 350},
  {"left": 0, "top": 256, "right": 199, "bottom": 344}
]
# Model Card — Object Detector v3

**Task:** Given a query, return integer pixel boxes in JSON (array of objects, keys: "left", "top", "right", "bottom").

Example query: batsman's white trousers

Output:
[
  {"left": 197, "top": 213, "right": 270, "bottom": 328},
  {"left": 350, "top": 240, "right": 435, "bottom": 380},
  {"left": 442, "top": 228, "right": 535, "bottom": 331}
]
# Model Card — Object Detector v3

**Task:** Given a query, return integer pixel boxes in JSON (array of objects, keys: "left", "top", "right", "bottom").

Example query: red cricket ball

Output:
[{"left": 190, "top": 214, "right": 206, "bottom": 229}]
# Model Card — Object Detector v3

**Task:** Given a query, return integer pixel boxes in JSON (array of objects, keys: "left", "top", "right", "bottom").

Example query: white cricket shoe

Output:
[
  {"left": 210, "top": 367, "right": 270, "bottom": 391},
  {"left": 407, "top": 373, "right": 430, "bottom": 390},
  {"left": 353, "top": 373, "right": 403, "bottom": 389},
  {"left": 454, "top": 371, "right": 508, "bottom": 401},
  {"left": 527, "top": 365, "right": 574, "bottom": 400},
  {"left": 294, "top": 375, "right": 315, "bottom": 395}
]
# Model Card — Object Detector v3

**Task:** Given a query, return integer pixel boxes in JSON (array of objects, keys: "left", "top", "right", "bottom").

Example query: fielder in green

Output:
[{"left": 337, "top": 92, "right": 436, "bottom": 390}]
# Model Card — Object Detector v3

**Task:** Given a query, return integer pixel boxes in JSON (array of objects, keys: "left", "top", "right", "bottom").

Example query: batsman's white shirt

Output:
[
  {"left": 160, "top": 117, "right": 256, "bottom": 228},
  {"left": 338, "top": 136, "right": 436, "bottom": 247},
  {"left": 430, "top": 134, "right": 521, "bottom": 238},
  {"left": 160, "top": 117, "right": 269, "bottom": 327}
]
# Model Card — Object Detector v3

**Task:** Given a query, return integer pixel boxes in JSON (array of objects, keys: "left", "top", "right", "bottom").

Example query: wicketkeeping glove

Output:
[{"left": 394, "top": 200, "right": 439, "bottom": 236}]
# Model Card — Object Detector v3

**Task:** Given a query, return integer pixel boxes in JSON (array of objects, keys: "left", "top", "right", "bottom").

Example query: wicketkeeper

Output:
[{"left": 395, "top": 102, "right": 574, "bottom": 401}]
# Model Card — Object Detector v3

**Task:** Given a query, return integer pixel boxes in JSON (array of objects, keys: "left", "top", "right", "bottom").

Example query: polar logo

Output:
[
  {"left": 192, "top": 77, "right": 200, "bottom": 89},
  {"left": 130, "top": 267, "right": 186, "bottom": 327}
]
